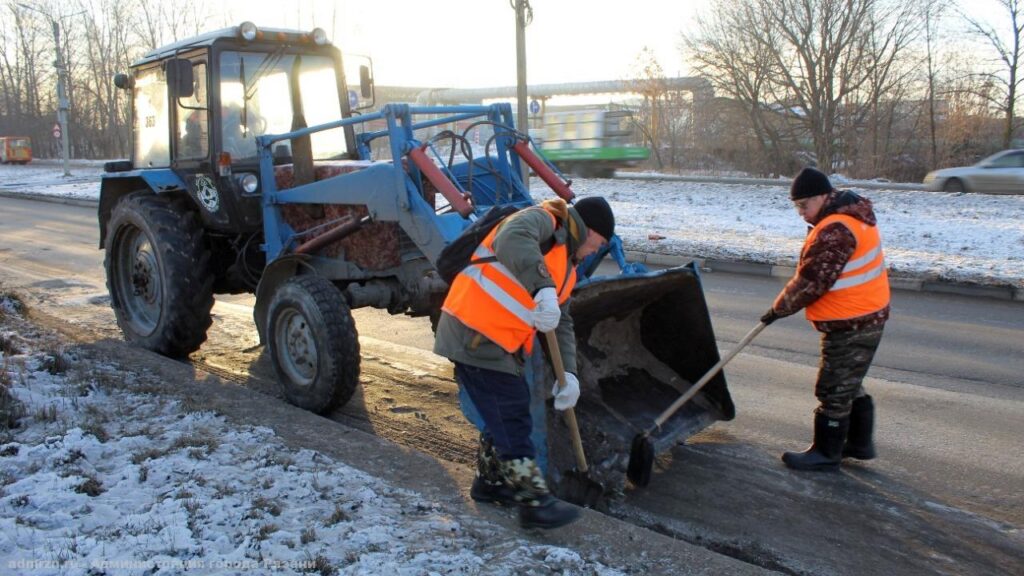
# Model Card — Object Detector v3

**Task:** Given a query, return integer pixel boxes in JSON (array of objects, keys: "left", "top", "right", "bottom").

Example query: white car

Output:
[{"left": 923, "top": 149, "right": 1024, "bottom": 194}]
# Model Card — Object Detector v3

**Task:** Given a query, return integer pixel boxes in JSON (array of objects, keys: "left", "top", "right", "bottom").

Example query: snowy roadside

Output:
[
  {"left": 2, "top": 162, "right": 1022, "bottom": 289},
  {"left": 0, "top": 291, "right": 624, "bottom": 576}
]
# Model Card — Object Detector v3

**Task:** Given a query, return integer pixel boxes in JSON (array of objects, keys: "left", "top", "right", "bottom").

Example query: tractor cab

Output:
[
  {"left": 103, "top": 22, "right": 374, "bottom": 244},
  {"left": 117, "top": 21, "right": 373, "bottom": 171}
]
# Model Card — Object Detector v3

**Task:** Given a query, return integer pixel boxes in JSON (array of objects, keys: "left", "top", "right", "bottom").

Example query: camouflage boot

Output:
[
  {"left": 501, "top": 457, "right": 580, "bottom": 529},
  {"left": 469, "top": 436, "right": 517, "bottom": 506}
]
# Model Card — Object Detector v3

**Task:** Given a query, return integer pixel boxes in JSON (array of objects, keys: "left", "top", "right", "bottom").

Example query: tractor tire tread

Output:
[
  {"left": 270, "top": 275, "right": 360, "bottom": 413},
  {"left": 104, "top": 191, "right": 214, "bottom": 357}
]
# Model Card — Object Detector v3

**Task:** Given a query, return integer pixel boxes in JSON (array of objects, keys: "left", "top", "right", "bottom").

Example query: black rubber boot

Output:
[
  {"left": 501, "top": 457, "right": 580, "bottom": 530},
  {"left": 782, "top": 413, "right": 849, "bottom": 471},
  {"left": 469, "top": 436, "right": 517, "bottom": 506},
  {"left": 843, "top": 395, "right": 877, "bottom": 460}
]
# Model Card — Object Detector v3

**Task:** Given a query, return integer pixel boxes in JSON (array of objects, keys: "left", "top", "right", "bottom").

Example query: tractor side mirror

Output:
[
  {"left": 359, "top": 65, "right": 373, "bottom": 98},
  {"left": 166, "top": 59, "right": 194, "bottom": 99},
  {"left": 113, "top": 73, "right": 130, "bottom": 90}
]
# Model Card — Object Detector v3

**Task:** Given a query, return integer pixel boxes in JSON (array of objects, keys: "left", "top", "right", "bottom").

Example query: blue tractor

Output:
[{"left": 98, "top": 22, "right": 733, "bottom": 495}]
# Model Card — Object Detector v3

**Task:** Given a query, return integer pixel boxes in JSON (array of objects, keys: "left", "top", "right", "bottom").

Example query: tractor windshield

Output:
[{"left": 218, "top": 51, "right": 347, "bottom": 162}]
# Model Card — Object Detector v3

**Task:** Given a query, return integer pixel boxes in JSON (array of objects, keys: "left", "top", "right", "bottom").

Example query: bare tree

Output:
[
  {"left": 685, "top": 1, "right": 805, "bottom": 175},
  {"left": 963, "top": 0, "right": 1024, "bottom": 148},
  {"left": 684, "top": 0, "right": 923, "bottom": 175},
  {"left": 923, "top": 1, "right": 951, "bottom": 166}
]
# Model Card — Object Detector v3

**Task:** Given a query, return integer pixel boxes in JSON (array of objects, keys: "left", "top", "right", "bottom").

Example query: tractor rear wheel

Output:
[
  {"left": 266, "top": 275, "right": 360, "bottom": 414},
  {"left": 104, "top": 192, "right": 214, "bottom": 357}
]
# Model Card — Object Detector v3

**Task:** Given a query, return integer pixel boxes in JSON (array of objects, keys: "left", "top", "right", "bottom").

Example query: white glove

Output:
[
  {"left": 532, "top": 287, "right": 561, "bottom": 332},
  {"left": 552, "top": 372, "right": 580, "bottom": 411}
]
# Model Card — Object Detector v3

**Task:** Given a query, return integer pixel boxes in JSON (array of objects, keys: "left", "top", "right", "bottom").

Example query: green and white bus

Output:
[{"left": 534, "top": 109, "right": 649, "bottom": 178}]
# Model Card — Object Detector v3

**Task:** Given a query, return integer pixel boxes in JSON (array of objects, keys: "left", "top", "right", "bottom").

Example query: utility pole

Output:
[
  {"left": 514, "top": 0, "right": 531, "bottom": 188},
  {"left": 17, "top": 3, "right": 72, "bottom": 176},
  {"left": 52, "top": 19, "right": 71, "bottom": 177}
]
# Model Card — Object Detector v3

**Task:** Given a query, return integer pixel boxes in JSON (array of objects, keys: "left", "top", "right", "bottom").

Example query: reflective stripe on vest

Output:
[
  {"left": 442, "top": 209, "right": 576, "bottom": 354},
  {"left": 805, "top": 214, "right": 890, "bottom": 322}
]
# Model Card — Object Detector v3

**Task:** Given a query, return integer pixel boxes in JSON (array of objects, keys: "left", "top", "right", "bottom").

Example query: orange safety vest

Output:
[
  {"left": 442, "top": 209, "right": 576, "bottom": 354},
  {"left": 805, "top": 214, "right": 890, "bottom": 322}
]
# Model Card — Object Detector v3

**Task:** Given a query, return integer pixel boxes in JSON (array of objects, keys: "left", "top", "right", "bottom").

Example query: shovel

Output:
[
  {"left": 544, "top": 330, "right": 605, "bottom": 508},
  {"left": 627, "top": 321, "right": 768, "bottom": 487}
]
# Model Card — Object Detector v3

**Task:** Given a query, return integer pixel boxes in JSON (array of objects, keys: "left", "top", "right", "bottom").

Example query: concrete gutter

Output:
[{"left": 3, "top": 190, "right": 1018, "bottom": 303}]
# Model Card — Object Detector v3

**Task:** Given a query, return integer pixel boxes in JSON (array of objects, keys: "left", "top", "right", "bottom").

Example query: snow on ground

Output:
[
  {"left": 0, "top": 297, "right": 623, "bottom": 575},
  {"left": 2, "top": 161, "right": 1022, "bottom": 288},
  {"left": 545, "top": 177, "right": 1024, "bottom": 288}
]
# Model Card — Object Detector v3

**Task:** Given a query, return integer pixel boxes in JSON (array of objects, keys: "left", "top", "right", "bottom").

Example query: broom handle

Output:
[
  {"left": 545, "top": 331, "right": 589, "bottom": 473},
  {"left": 650, "top": 321, "right": 768, "bottom": 431}
]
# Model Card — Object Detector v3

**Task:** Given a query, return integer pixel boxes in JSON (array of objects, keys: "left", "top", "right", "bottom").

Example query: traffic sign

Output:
[
  {"left": 52, "top": 123, "right": 61, "bottom": 139},
  {"left": 348, "top": 90, "right": 359, "bottom": 109},
  {"left": 529, "top": 99, "right": 540, "bottom": 115}
]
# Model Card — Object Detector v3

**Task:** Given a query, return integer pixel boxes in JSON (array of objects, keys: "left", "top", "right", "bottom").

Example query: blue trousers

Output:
[{"left": 454, "top": 362, "right": 539, "bottom": 461}]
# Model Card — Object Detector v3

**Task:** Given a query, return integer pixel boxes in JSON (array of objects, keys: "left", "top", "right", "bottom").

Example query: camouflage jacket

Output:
[
  {"left": 433, "top": 200, "right": 586, "bottom": 376},
  {"left": 773, "top": 190, "right": 890, "bottom": 333}
]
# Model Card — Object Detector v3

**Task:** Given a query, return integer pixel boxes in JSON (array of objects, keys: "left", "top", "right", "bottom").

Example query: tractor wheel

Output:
[
  {"left": 266, "top": 275, "right": 360, "bottom": 414},
  {"left": 104, "top": 192, "right": 214, "bottom": 357}
]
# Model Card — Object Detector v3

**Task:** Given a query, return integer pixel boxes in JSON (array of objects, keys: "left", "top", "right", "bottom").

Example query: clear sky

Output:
[
  {"left": 217, "top": 0, "right": 698, "bottom": 88},
  {"left": 216, "top": 0, "right": 1007, "bottom": 90}
]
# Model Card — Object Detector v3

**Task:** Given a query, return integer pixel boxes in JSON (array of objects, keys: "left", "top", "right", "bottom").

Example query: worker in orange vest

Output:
[
  {"left": 434, "top": 196, "right": 614, "bottom": 529},
  {"left": 761, "top": 167, "right": 890, "bottom": 471}
]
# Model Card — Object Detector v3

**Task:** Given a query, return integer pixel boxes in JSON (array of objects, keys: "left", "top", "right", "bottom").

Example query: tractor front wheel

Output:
[
  {"left": 266, "top": 275, "right": 360, "bottom": 414},
  {"left": 104, "top": 192, "right": 214, "bottom": 357}
]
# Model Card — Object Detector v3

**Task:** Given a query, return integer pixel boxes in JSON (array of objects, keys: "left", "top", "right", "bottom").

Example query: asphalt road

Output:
[{"left": 1, "top": 195, "right": 1021, "bottom": 575}]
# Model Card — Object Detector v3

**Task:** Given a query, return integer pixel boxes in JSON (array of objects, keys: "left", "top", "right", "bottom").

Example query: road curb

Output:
[
  {"left": 4, "top": 192, "right": 1018, "bottom": 303},
  {"left": 624, "top": 250, "right": 1021, "bottom": 303},
  {"left": 614, "top": 172, "right": 927, "bottom": 191},
  {"left": 0, "top": 190, "right": 99, "bottom": 209}
]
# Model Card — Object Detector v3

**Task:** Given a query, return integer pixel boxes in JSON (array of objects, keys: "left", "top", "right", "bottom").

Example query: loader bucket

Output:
[{"left": 545, "top": 263, "right": 734, "bottom": 498}]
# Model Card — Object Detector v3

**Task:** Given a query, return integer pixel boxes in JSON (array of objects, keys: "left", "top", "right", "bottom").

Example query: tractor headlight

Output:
[
  {"left": 237, "top": 173, "right": 259, "bottom": 194},
  {"left": 311, "top": 27, "right": 328, "bottom": 45},
  {"left": 239, "top": 21, "right": 258, "bottom": 42}
]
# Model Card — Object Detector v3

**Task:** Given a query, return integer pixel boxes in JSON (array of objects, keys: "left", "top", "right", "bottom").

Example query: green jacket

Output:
[{"left": 432, "top": 204, "right": 587, "bottom": 376}]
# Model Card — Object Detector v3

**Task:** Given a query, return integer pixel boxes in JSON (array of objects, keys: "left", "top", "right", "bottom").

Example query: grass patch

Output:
[
  {"left": 300, "top": 553, "right": 336, "bottom": 576},
  {"left": 0, "top": 359, "right": 25, "bottom": 436},
  {"left": 213, "top": 482, "right": 236, "bottom": 499},
  {"left": 80, "top": 404, "right": 109, "bottom": 443},
  {"left": 0, "top": 285, "right": 26, "bottom": 320},
  {"left": 130, "top": 447, "right": 167, "bottom": 465},
  {"left": 40, "top": 346, "right": 72, "bottom": 375},
  {"left": 300, "top": 526, "right": 317, "bottom": 544},
  {"left": 0, "top": 333, "right": 23, "bottom": 356},
  {"left": 33, "top": 403, "right": 58, "bottom": 423},
  {"left": 325, "top": 504, "right": 348, "bottom": 526},
  {"left": 75, "top": 475, "right": 104, "bottom": 497},
  {"left": 171, "top": 430, "right": 219, "bottom": 458},
  {"left": 247, "top": 495, "right": 283, "bottom": 519},
  {"left": 255, "top": 523, "right": 279, "bottom": 541}
]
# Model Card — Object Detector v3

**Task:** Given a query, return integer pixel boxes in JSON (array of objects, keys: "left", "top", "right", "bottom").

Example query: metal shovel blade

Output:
[
  {"left": 560, "top": 468, "right": 605, "bottom": 508},
  {"left": 627, "top": 433, "right": 655, "bottom": 487}
]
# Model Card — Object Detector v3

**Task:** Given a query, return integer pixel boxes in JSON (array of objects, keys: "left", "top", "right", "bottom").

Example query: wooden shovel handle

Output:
[
  {"left": 650, "top": 321, "right": 768, "bottom": 431},
  {"left": 545, "top": 331, "right": 589, "bottom": 473}
]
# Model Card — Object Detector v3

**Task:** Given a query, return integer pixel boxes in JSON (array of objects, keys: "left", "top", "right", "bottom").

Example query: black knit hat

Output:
[
  {"left": 574, "top": 196, "right": 615, "bottom": 240},
  {"left": 790, "top": 167, "right": 833, "bottom": 200}
]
